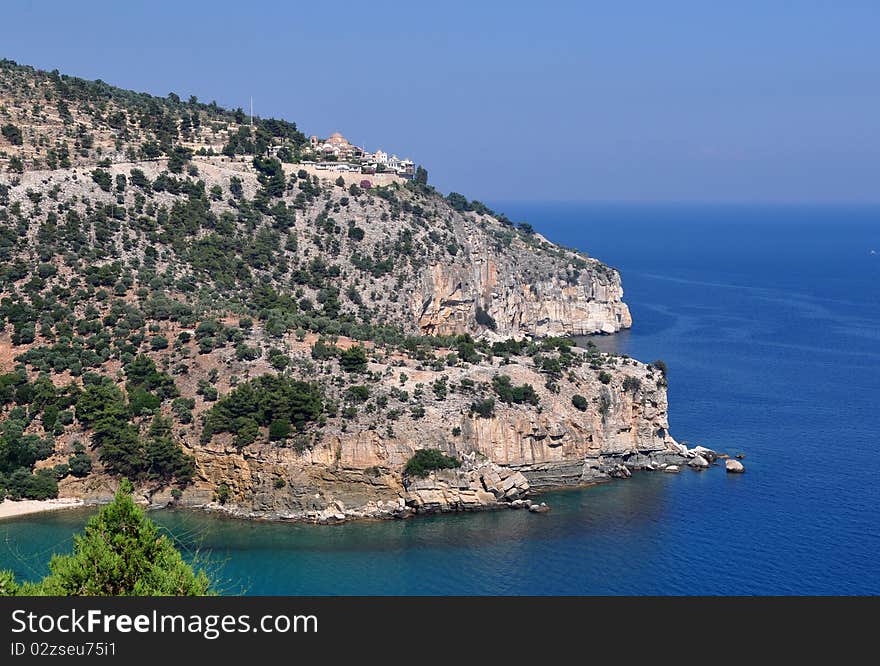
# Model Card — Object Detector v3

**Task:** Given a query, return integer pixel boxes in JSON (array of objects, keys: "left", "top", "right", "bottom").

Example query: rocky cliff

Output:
[{"left": 0, "top": 59, "right": 680, "bottom": 522}]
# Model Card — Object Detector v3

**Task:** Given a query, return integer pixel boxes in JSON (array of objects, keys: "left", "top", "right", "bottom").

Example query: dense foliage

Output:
[
  {"left": 403, "top": 448, "right": 461, "bottom": 478},
  {"left": 202, "top": 374, "right": 324, "bottom": 448},
  {"left": 0, "top": 480, "right": 212, "bottom": 596}
]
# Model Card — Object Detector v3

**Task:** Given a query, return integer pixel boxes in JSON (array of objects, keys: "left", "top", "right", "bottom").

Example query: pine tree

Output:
[{"left": 0, "top": 480, "right": 212, "bottom": 596}]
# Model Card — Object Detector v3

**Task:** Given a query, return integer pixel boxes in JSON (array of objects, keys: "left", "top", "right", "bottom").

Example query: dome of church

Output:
[{"left": 326, "top": 132, "right": 349, "bottom": 146}]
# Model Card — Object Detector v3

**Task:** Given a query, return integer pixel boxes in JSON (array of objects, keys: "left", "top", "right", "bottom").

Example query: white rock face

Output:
[
  {"left": 725, "top": 459, "right": 745, "bottom": 474},
  {"left": 415, "top": 235, "right": 632, "bottom": 338},
  {"left": 688, "top": 455, "right": 710, "bottom": 469},
  {"left": 690, "top": 446, "right": 718, "bottom": 462}
]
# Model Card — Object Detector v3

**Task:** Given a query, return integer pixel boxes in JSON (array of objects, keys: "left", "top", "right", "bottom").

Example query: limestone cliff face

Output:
[
  {"left": 152, "top": 352, "right": 683, "bottom": 521},
  {"left": 415, "top": 254, "right": 632, "bottom": 338}
]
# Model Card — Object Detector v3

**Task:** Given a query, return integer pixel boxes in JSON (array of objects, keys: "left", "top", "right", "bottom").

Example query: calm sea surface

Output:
[{"left": 2, "top": 203, "right": 878, "bottom": 594}]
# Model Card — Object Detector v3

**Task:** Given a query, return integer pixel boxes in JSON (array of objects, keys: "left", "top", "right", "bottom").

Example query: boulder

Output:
[
  {"left": 691, "top": 446, "right": 718, "bottom": 462},
  {"left": 528, "top": 502, "right": 551, "bottom": 514},
  {"left": 688, "top": 455, "right": 709, "bottom": 469},
  {"left": 725, "top": 459, "right": 745, "bottom": 474},
  {"left": 608, "top": 464, "right": 632, "bottom": 479},
  {"left": 663, "top": 465, "right": 680, "bottom": 473}
]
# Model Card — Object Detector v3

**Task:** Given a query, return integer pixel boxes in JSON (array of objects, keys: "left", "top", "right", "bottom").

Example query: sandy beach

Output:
[{"left": 0, "top": 498, "right": 85, "bottom": 521}]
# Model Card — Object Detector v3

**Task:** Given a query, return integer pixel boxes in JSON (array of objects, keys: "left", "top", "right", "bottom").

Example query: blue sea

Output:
[{"left": 2, "top": 203, "right": 879, "bottom": 595}]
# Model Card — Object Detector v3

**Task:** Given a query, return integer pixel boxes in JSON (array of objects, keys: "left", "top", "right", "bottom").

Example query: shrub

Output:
[
  {"left": 202, "top": 374, "right": 324, "bottom": 446},
  {"left": 150, "top": 335, "right": 169, "bottom": 351},
  {"left": 622, "top": 376, "right": 642, "bottom": 393},
  {"left": 346, "top": 385, "right": 370, "bottom": 402},
  {"left": 404, "top": 449, "right": 460, "bottom": 478},
  {"left": 492, "top": 375, "right": 539, "bottom": 405},
  {"left": 68, "top": 452, "right": 93, "bottom": 478},
  {"left": 91, "top": 169, "right": 112, "bottom": 192},
  {"left": 652, "top": 360, "right": 668, "bottom": 376},
  {"left": 339, "top": 345, "right": 368, "bottom": 373},
  {"left": 268, "top": 418, "right": 291, "bottom": 441},
  {"left": 571, "top": 394, "right": 588, "bottom": 411},
  {"left": 2, "top": 124, "right": 23, "bottom": 145},
  {"left": 598, "top": 371, "right": 612, "bottom": 385},
  {"left": 470, "top": 397, "right": 496, "bottom": 418},
  {"left": 10, "top": 480, "right": 212, "bottom": 595}
]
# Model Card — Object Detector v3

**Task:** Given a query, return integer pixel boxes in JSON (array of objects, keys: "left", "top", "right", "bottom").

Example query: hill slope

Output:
[{"left": 0, "top": 59, "right": 683, "bottom": 520}]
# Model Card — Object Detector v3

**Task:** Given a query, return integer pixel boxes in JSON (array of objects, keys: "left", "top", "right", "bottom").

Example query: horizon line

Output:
[{"left": 482, "top": 199, "right": 880, "bottom": 207}]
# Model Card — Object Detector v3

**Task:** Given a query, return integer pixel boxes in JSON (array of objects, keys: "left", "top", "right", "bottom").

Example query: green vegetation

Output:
[
  {"left": 0, "top": 480, "right": 212, "bottom": 596},
  {"left": 2, "top": 123, "right": 23, "bottom": 145},
  {"left": 339, "top": 345, "right": 368, "bottom": 373},
  {"left": 74, "top": 371, "right": 192, "bottom": 484},
  {"left": 202, "top": 374, "right": 324, "bottom": 448},
  {"left": 403, "top": 448, "right": 460, "bottom": 478},
  {"left": 571, "top": 394, "right": 588, "bottom": 412},
  {"left": 0, "top": 371, "right": 75, "bottom": 499},
  {"left": 91, "top": 169, "right": 112, "bottom": 192},
  {"left": 470, "top": 397, "right": 496, "bottom": 418},
  {"left": 492, "top": 375, "right": 539, "bottom": 405},
  {"left": 622, "top": 376, "right": 642, "bottom": 393}
]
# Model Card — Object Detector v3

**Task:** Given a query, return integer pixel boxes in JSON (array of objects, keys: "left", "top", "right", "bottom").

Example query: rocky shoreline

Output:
[
  {"left": 142, "top": 444, "right": 741, "bottom": 525},
  {"left": 2, "top": 444, "right": 742, "bottom": 525}
]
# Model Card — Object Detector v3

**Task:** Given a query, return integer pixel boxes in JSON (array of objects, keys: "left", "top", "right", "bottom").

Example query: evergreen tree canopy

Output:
[{"left": 0, "top": 480, "right": 212, "bottom": 596}]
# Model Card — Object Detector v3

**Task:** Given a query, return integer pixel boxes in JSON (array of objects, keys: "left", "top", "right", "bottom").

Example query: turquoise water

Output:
[{"left": 2, "top": 203, "right": 879, "bottom": 594}]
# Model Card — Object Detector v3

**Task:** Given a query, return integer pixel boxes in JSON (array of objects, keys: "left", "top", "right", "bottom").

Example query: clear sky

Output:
[{"left": 2, "top": 1, "right": 878, "bottom": 202}]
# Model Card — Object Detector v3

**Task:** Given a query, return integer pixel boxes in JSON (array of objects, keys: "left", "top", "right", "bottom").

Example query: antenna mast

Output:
[{"left": 250, "top": 96, "right": 253, "bottom": 127}]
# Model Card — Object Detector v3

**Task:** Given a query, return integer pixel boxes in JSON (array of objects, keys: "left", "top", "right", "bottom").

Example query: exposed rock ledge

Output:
[{"left": 143, "top": 447, "right": 693, "bottom": 524}]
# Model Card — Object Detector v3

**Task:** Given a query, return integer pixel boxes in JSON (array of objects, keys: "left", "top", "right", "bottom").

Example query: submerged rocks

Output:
[
  {"left": 726, "top": 459, "right": 746, "bottom": 474},
  {"left": 528, "top": 502, "right": 551, "bottom": 514}
]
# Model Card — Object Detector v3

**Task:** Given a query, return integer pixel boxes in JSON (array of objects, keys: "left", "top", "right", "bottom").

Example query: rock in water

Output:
[
  {"left": 663, "top": 465, "right": 680, "bottom": 473},
  {"left": 528, "top": 502, "right": 551, "bottom": 514},
  {"left": 608, "top": 464, "right": 632, "bottom": 479},
  {"left": 688, "top": 455, "right": 709, "bottom": 469},
  {"left": 726, "top": 459, "right": 745, "bottom": 474},
  {"left": 691, "top": 446, "right": 718, "bottom": 462}
]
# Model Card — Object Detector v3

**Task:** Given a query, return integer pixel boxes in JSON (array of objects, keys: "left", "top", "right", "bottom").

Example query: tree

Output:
[
  {"left": 571, "top": 394, "right": 588, "bottom": 412},
  {"left": 167, "top": 146, "right": 193, "bottom": 174},
  {"left": 1, "top": 123, "right": 23, "bottom": 145},
  {"left": 404, "top": 449, "right": 459, "bottom": 477},
  {"left": 91, "top": 169, "right": 112, "bottom": 192},
  {"left": 268, "top": 418, "right": 291, "bottom": 441},
  {"left": 470, "top": 397, "right": 496, "bottom": 418},
  {"left": 252, "top": 156, "right": 285, "bottom": 198},
  {"left": 414, "top": 165, "right": 428, "bottom": 186},
  {"left": 0, "top": 480, "right": 212, "bottom": 596},
  {"left": 339, "top": 345, "right": 368, "bottom": 373}
]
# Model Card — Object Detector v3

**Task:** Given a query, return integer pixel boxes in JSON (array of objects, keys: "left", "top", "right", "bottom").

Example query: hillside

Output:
[{"left": 0, "top": 59, "right": 684, "bottom": 520}]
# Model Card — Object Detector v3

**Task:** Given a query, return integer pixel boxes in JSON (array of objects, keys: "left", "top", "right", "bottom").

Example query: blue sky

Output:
[{"left": 2, "top": 1, "right": 878, "bottom": 202}]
